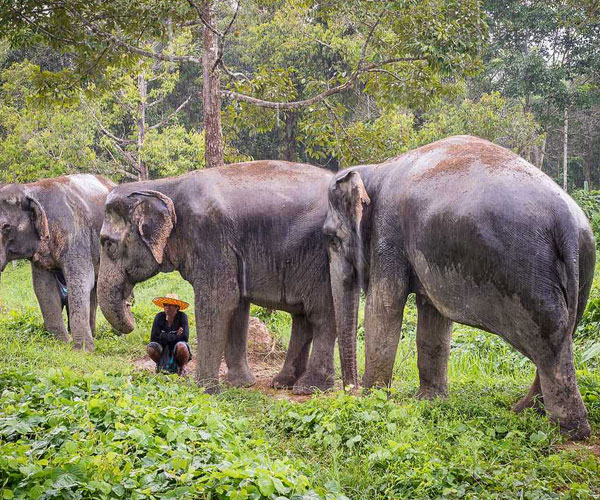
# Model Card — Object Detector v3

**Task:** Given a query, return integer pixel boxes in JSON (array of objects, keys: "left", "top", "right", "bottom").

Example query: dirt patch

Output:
[
  {"left": 132, "top": 316, "right": 312, "bottom": 402},
  {"left": 556, "top": 434, "right": 600, "bottom": 458}
]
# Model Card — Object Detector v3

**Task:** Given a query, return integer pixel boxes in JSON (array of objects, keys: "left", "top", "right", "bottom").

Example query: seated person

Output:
[{"left": 147, "top": 294, "right": 191, "bottom": 375}]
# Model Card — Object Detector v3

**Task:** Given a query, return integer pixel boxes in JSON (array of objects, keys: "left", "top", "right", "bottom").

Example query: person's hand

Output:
[{"left": 177, "top": 327, "right": 184, "bottom": 336}]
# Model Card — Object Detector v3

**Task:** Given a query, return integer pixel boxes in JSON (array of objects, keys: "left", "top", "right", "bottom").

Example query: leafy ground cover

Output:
[{"left": 0, "top": 261, "right": 599, "bottom": 499}]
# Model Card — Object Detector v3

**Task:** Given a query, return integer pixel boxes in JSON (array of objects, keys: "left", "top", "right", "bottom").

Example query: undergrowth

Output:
[{"left": 0, "top": 262, "right": 599, "bottom": 499}]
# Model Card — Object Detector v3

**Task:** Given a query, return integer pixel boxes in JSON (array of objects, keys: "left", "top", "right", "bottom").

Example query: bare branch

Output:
[
  {"left": 8, "top": 4, "right": 77, "bottom": 44},
  {"left": 67, "top": 8, "right": 201, "bottom": 64},
  {"left": 149, "top": 92, "right": 199, "bottom": 130},
  {"left": 111, "top": 141, "right": 138, "bottom": 169},
  {"left": 213, "top": 1, "right": 241, "bottom": 71},
  {"left": 115, "top": 167, "right": 139, "bottom": 180},
  {"left": 365, "top": 67, "right": 409, "bottom": 83},
  {"left": 297, "top": 28, "right": 335, "bottom": 50},
  {"left": 223, "top": 80, "right": 354, "bottom": 110},
  {"left": 186, "top": 0, "right": 222, "bottom": 36},
  {"left": 147, "top": 95, "right": 167, "bottom": 108},
  {"left": 223, "top": 57, "right": 425, "bottom": 110},
  {"left": 358, "top": 3, "right": 389, "bottom": 69},
  {"left": 83, "top": 100, "right": 135, "bottom": 145},
  {"left": 223, "top": 1, "right": 241, "bottom": 38},
  {"left": 220, "top": 61, "right": 251, "bottom": 82}
]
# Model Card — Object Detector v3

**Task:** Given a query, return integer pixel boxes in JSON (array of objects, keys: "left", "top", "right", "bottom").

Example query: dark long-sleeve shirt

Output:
[{"left": 150, "top": 311, "right": 189, "bottom": 349}]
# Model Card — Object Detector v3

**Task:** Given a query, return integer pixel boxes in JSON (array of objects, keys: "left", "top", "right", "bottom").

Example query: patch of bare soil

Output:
[
  {"left": 132, "top": 316, "right": 312, "bottom": 402},
  {"left": 556, "top": 434, "right": 600, "bottom": 458}
]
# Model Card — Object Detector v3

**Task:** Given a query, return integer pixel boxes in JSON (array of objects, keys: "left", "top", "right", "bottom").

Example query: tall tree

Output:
[
  {"left": 1, "top": 0, "right": 486, "bottom": 168},
  {"left": 474, "top": 0, "right": 600, "bottom": 189}
]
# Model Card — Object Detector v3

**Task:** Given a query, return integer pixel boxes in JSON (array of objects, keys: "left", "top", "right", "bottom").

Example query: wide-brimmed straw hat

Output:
[{"left": 152, "top": 293, "right": 189, "bottom": 311}]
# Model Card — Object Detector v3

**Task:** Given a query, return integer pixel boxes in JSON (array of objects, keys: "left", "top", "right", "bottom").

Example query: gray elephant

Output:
[
  {"left": 324, "top": 136, "right": 595, "bottom": 440},
  {"left": 0, "top": 175, "right": 115, "bottom": 350},
  {"left": 97, "top": 161, "right": 336, "bottom": 394}
]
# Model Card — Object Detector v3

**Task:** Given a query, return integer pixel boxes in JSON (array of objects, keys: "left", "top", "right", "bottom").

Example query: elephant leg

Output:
[
  {"left": 224, "top": 299, "right": 255, "bottom": 387},
  {"left": 63, "top": 259, "right": 95, "bottom": 351},
  {"left": 415, "top": 294, "right": 452, "bottom": 399},
  {"left": 31, "top": 264, "right": 69, "bottom": 342},
  {"left": 89, "top": 284, "right": 98, "bottom": 336},
  {"left": 513, "top": 370, "right": 545, "bottom": 414},
  {"left": 534, "top": 341, "right": 590, "bottom": 440},
  {"left": 293, "top": 314, "right": 336, "bottom": 395},
  {"left": 194, "top": 276, "right": 239, "bottom": 394},
  {"left": 272, "top": 314, "right": 313, "bottom": 389},
  {"left": 362, "top": 260, "right": 409, "bottom": 389}
]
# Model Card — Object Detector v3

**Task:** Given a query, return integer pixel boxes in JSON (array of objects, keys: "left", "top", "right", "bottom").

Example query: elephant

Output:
[
  {"left": 0, "top": 174, "right": 115, "bottom": 351},
  {"left": 97, "top": 160, "right": 336, "bottom": 394},
  {"left": 324, "top": 135, "right": 595, "bottom": 440}
]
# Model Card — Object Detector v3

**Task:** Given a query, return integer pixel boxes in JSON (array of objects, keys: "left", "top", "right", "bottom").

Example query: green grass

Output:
[{"left": 1, "top": 261, "right": 599, "bottom": 499}]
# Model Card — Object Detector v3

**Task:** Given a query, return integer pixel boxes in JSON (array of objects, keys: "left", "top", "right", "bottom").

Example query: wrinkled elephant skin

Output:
[
  {"left": 98, "top": 161, "right": 336, "bottom": 394},
  {"left": 0, "top": 175, "right": 115, "bottom": 351},
  {"left": 326, "top": 136, "right": 595, "bottom": 440}
]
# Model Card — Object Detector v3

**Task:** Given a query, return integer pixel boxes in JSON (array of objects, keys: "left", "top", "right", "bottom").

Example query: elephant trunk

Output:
[
  {"left": 330, "top": 253, "right": 361, "bottom": 389},
  {"left": 0, "top": 246, "right": 7, "bottom": 273},
  {"left": 98, "top": 258, "right": 135, "bottom": 334}
]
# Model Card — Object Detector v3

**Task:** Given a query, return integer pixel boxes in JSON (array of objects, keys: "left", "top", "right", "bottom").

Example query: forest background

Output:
[{"left": 0, "top": 0, "right": 599, "bottom": 191}]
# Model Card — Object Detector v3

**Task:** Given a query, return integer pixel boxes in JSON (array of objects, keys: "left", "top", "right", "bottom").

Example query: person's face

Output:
[{"left": 164, "top": 303, "right": 178, "bottom": 317}]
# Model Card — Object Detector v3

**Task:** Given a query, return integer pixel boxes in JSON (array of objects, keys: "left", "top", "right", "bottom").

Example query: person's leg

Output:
[
  {"left": 147, "top": 342, "right": 163, "bottom": 369},
  {"left": 175, "top": 341, "right": 192, "bottom": 375}
]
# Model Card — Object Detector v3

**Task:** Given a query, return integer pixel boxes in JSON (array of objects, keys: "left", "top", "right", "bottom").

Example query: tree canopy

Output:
[{"left": 0, "top": 0, "right": 599, "bottom": 190}]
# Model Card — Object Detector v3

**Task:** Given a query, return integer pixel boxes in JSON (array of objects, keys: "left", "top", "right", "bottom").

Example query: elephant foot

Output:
[
  {"left": 225, "top": 368, "right": 255, "bottom": 388},
  {"left": 292, "top": 370, "right": 334, "bottom": 395},
  {"left": 271, "top": 368, "right": 300, "bottom": 390},
  {"left": 416, "top": 384, "right": 448, "bottom": 400},
  {"left": 557, "top": 417, "right": 591, "bottom": 441}
]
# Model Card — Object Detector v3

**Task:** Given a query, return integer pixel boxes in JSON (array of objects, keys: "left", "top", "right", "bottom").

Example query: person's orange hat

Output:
[{"left": 152, "top": 293, "right": 189, "bottom": 311}]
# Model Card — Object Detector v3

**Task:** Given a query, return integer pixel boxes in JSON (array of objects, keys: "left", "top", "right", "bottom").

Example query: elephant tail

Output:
[
  {"left": 556, "top": 217, "right": 595, "bottom": 337},
  {"left": 574, "top": 228, "right": 595, "bottom": 334}
]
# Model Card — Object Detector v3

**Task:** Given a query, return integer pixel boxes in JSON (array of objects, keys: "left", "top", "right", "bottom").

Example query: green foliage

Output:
[
  {"left": 223, "top": 0, "right": 486, "bottom": 165},
  {"left": 0, "top": 262, "right": 599, "bottom": 500},
  {"left": 414, "top": 92, "right": 543, "bottom": 155},
  {"left": 0, "top": 62, "right": 103, "bottom": 183},
  {"left": 142, "top": 126, "right": 206, "bottom": 177},
  {"left": 571, "top": 191, "right": 600, "bottom": 254},
  {"left": 0, "top": 369, "right": 333, "bottom": 500},
  {"left": 299, "top": 92, "right": 543, "bottom": 168},
  {"left": 264, "top": 388, "right": 599, "bottom": 499}
]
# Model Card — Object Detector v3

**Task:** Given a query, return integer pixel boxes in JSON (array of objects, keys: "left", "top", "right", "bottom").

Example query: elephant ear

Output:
[
  {"left": 331, "top": 170, "right": 370, "bottom": 234},
  {"left": 26, "top": 196, "right": 50, "bottom": 242},
  {"left": 128, "top": 190, "right": 177, "bottom": 264}
]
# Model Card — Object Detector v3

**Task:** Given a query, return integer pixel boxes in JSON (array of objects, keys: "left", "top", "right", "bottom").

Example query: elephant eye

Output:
[
  {"left": 325, "top": 231, "right": 342, "bottom": 249},
  {"left": 101, "top": 235, "right": 119, "bottom": 258},
  {"left": 1, "top": 223, "right": 14, "bottom": 238}
]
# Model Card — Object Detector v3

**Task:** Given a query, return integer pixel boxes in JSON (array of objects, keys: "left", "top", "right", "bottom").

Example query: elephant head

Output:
[
  {"left": 0, "top": 188, "right": 52, "bottom": 272},
  {"left": 323, "top": 170, "right": 370, "bottom": 389},
  {"left": 98, "top": 189, "right": 177, "bottom": 334}
]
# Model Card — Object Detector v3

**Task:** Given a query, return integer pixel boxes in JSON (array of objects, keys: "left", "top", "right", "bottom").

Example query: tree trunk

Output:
[
  {"left": 539, "top": 135, "right": 547, "bottom": 172},
  {"left": 137, "top": 73, "right": 149, "bottom": 180},
  {"left": 563, "top": 107, "right": 568, "bottom": 191},
  {"left": 283, "top": 111, "right": 297, "bottom": 161},
  {"left": 584, "top": 119, "right": 592, "bottom": 189},
  {"left": 202, "top": 0, "right": 224, "bottom": 168}
]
